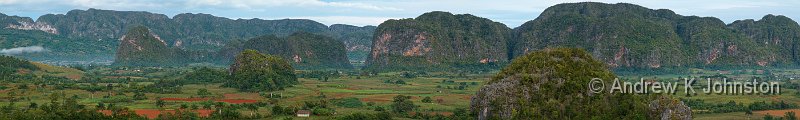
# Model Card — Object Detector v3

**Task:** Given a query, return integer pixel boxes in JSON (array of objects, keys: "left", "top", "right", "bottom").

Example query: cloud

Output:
[
  {"left": 268, "top": 16, "right": 397, "bottom": 26},
  {"left": 0, "top": 46, "right": 47, "bottom": 55}
]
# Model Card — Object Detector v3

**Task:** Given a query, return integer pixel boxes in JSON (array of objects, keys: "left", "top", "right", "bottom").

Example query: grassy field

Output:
[
  {"left": 0, "top": 68, "right": 489, "bottom": 119},
  {"left": 619, "top": 68, "right": 800, "bottom": 119}
]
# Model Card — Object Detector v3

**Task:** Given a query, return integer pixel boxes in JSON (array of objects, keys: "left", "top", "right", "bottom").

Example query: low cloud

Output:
[
  {"left": 0, "top": 46, "right": 47, "bottom": 55},
  {"left": 268, "top": 16, "right": 398, "bottom": 26}
]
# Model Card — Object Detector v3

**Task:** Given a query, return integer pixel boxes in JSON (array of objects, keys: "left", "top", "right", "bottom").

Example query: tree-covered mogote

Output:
[
  {"left": 226, "top": 49, "right": 298, "bottom": 92},
  {"left": 470, "top": 48, "right": 691, "bottom": 119}
]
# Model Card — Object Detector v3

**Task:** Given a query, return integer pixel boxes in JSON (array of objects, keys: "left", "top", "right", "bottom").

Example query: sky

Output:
[{"left": 0, "top": 0, "right": 799, "bottom": 27}]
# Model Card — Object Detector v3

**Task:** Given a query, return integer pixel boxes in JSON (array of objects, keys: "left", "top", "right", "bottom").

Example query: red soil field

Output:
[
  {"left": 65, "top": 74, "right": 81, "bottom": 80},
  {"left": 135, "top": 109, "right": 169, "bottom": 119},
  {"left": 195, "top": 109, "right": 214, "bottom": 117},
  {"left": 331, "top": 93, "right": 354, "bottom": 98},
  {"left": 460, "top": 95, "right": 472, "bottom": 100},
  {"left": 97, "top": 110, "right": 112, "bottom": 116}
]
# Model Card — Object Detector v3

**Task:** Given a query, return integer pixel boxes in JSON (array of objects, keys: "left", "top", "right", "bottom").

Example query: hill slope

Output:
[
  {"left": 512, "top": 2, "right": 784, "bottom": 69},
  {"left": 1, "top": 9, "right": 375, "bottom": 62},
  {"left": 219, "top": 32, "right": 352, "bottom": 69},
  {"left": 366, "top": 11, "right": 511, "bottom": 71},
  {"left": 470, "top": 48, "right": 690, "bottom": 119},
  {"left": 113, "top": 26, "right": 178, "bottom": 66}
]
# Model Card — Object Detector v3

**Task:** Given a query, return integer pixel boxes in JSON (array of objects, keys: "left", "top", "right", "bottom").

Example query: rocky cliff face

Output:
[
  {"left": 219, "top": 32, "right": 352, "bottom": 69},
  {"left": 113, "top": 26, "right": 177, "bottom": 66},
  {"left": 366, "top": 11, "right": 511, "bottom": 71},
  {"left": 470, "top": 48, "right": 690, "bottom": 119},
  {"left": 728, "top": 14, "right": 800, "bottom": 65},
  {"left": 1, "top": 13, "right": 57, "bottom": 34},
  {"left": 329, "top": 24, "right": 376, "bottom": 62},
  {"left": 512, "top": 2, "right": 781, "bottom": 69},
  {"left": 649, "top": 96, "right": 693, "bottom": 120}
]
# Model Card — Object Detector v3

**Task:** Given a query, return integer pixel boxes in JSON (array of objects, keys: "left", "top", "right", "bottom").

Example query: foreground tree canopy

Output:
[
  {"left": 226, "top": 49, "right": 298, "bottom": 92},
  {"left": 470, "top": 48, "right": 690, "bottom": 119}
]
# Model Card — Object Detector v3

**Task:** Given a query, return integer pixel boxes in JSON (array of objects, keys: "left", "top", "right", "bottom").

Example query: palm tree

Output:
[
  {"left": 155, "top": 97, "right": 166, "bottom": 108},
  {"left": 246, "top": 104, "right": 258, "bottom": 117},
  {"left": 215, "top": 102, "right": 226, "bottom": 114}
]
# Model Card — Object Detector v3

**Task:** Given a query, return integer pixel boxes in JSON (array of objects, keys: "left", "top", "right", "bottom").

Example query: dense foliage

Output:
[
  {"left": 181, "top": 67, "right": 228, "bottom": 84},
  {"left": 0, "top": 9, "right": 375, "bottom": 63},
  {"left": 113, "top": 26, "right": 179, "bottom": 66},
  {"left": 0, "top": 93, "right": 145, "bottom": 120},
  {"left": 390, "top": 95, "right": 416, "bottom": 113},
  {"left": 728, "top": 14, "right": 800, "bottom": 65},
  {"left": 0, "top": 55, "right": 37, "bottom": 72},
  {"left": 512, "top": 2, "right": 790, "bottom": 69},
  {"left": 684, "top": 99, "right": 799, "bottom": 114},
  {"left": 471, "top": 48, "right": 656, "bottom": 119},
  {"left": 220, "top": 32, "right": 352, "bottom": 69},
  {"left": 329, "top": 24, "right": 377, "bottom": 62},
  {"left": 226, "top": 50, "right": 298, "bottom": 92},
  {"left": 366, "top": 11, "right": 511, "bottom": 71}
]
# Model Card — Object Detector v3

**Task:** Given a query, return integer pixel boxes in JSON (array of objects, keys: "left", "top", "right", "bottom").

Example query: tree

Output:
[
  {"left": 271, "top": 105, "right": 285, "bottom": 115},
  {"left": 184, "top": 67, "right": 228, "bottom": 84},
  {"left": 106, "top": 83, "right": 114, "bottom": 91},
  {"left": 390, "top": 95, "right": 415, "bottom": 113},
  {"left": 197, "top": 88, "right": 212, "bottom": 96},
  {"left": 765, "top": 114, "right": 775, "bottom": 120},
  {"left": 787, "top": 111, "right": 798, "bottom": 120},
  {"left": 245, "top": 104, "right": 258, "bottom": 116},
  {"left": 226, "top": 50, "right": 298, "bottom": 92},
  {"left": 97, "top": 102, "right": 106, "bottom": 109},
  {"left": 214, "top": 107, "right": 240, "bottom": 119},
  {"left": 156, "top": 97, "right": 166, "bottom": 108},
  {"left": 133, "top": 91, "right": 147, "bottom": 100},
  {"left": 395, "top": 79, "right": 406, "bottom": 85},
  {"left": 27, "top": 102, "right": 37, "bottom": 109},
  {"left": 421, "top": 96, "right": 432, "bottom": 103},
  {"left": 180, "top": 104, "right": 189, "bottom": 109},
  {"left": 202, "top": 101, "right": 212, "bottom": 109}
]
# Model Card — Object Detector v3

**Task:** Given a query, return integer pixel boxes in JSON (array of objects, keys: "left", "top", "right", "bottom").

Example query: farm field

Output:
[
  {"left": 0, "top": 66, "right": 489, "bottom": 119},
  {"left": 1, "top": 63, "right": 799, "bottom": 119}
]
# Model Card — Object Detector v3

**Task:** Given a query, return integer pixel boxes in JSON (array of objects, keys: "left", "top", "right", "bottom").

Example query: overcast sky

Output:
[{"left": 0, "top": 0, "right": 798, "bottom": 27}]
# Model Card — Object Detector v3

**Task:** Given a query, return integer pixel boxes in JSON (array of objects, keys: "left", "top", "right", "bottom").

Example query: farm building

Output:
[{"left": 296, "top": 110, "right": 311, "bottom": 117}]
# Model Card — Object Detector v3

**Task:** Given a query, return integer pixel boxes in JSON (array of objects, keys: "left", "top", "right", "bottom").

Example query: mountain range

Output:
[
  {"left": 367, "top": 2, "right": 800, "bottom": 71},
  {"left": 0, "top": 9, "right": 374, "bottom": 64},
  {"left": 1, "top": 2, "right": 799, "bottom": 71}
]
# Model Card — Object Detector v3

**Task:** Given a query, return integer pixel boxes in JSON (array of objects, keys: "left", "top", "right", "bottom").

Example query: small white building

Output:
[{"left": 296, "top": 110, "right": 311, "bottom": 117}]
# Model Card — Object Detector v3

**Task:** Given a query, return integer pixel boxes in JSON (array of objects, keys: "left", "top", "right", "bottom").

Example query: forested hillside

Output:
[
  {"left": 368, "top": 2, "right": 800, "bottom": 72},
  {"left": 0, "top": 9, "right": 375, "bottom": 62},
  {"left": 470, "top": 48, "right": 691, "bottom": 119},
  {"left": 219, "top": 32, "right": 352, "bottom": 69},
  {"left": 366, "top": 11, "right": 511, "bottom": 71},
  {"left": 512, "top": 2, "right": 793, "bottom": 70},
  {"left": 226, "top": 50, "right": 298, "bottom": 91}
]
